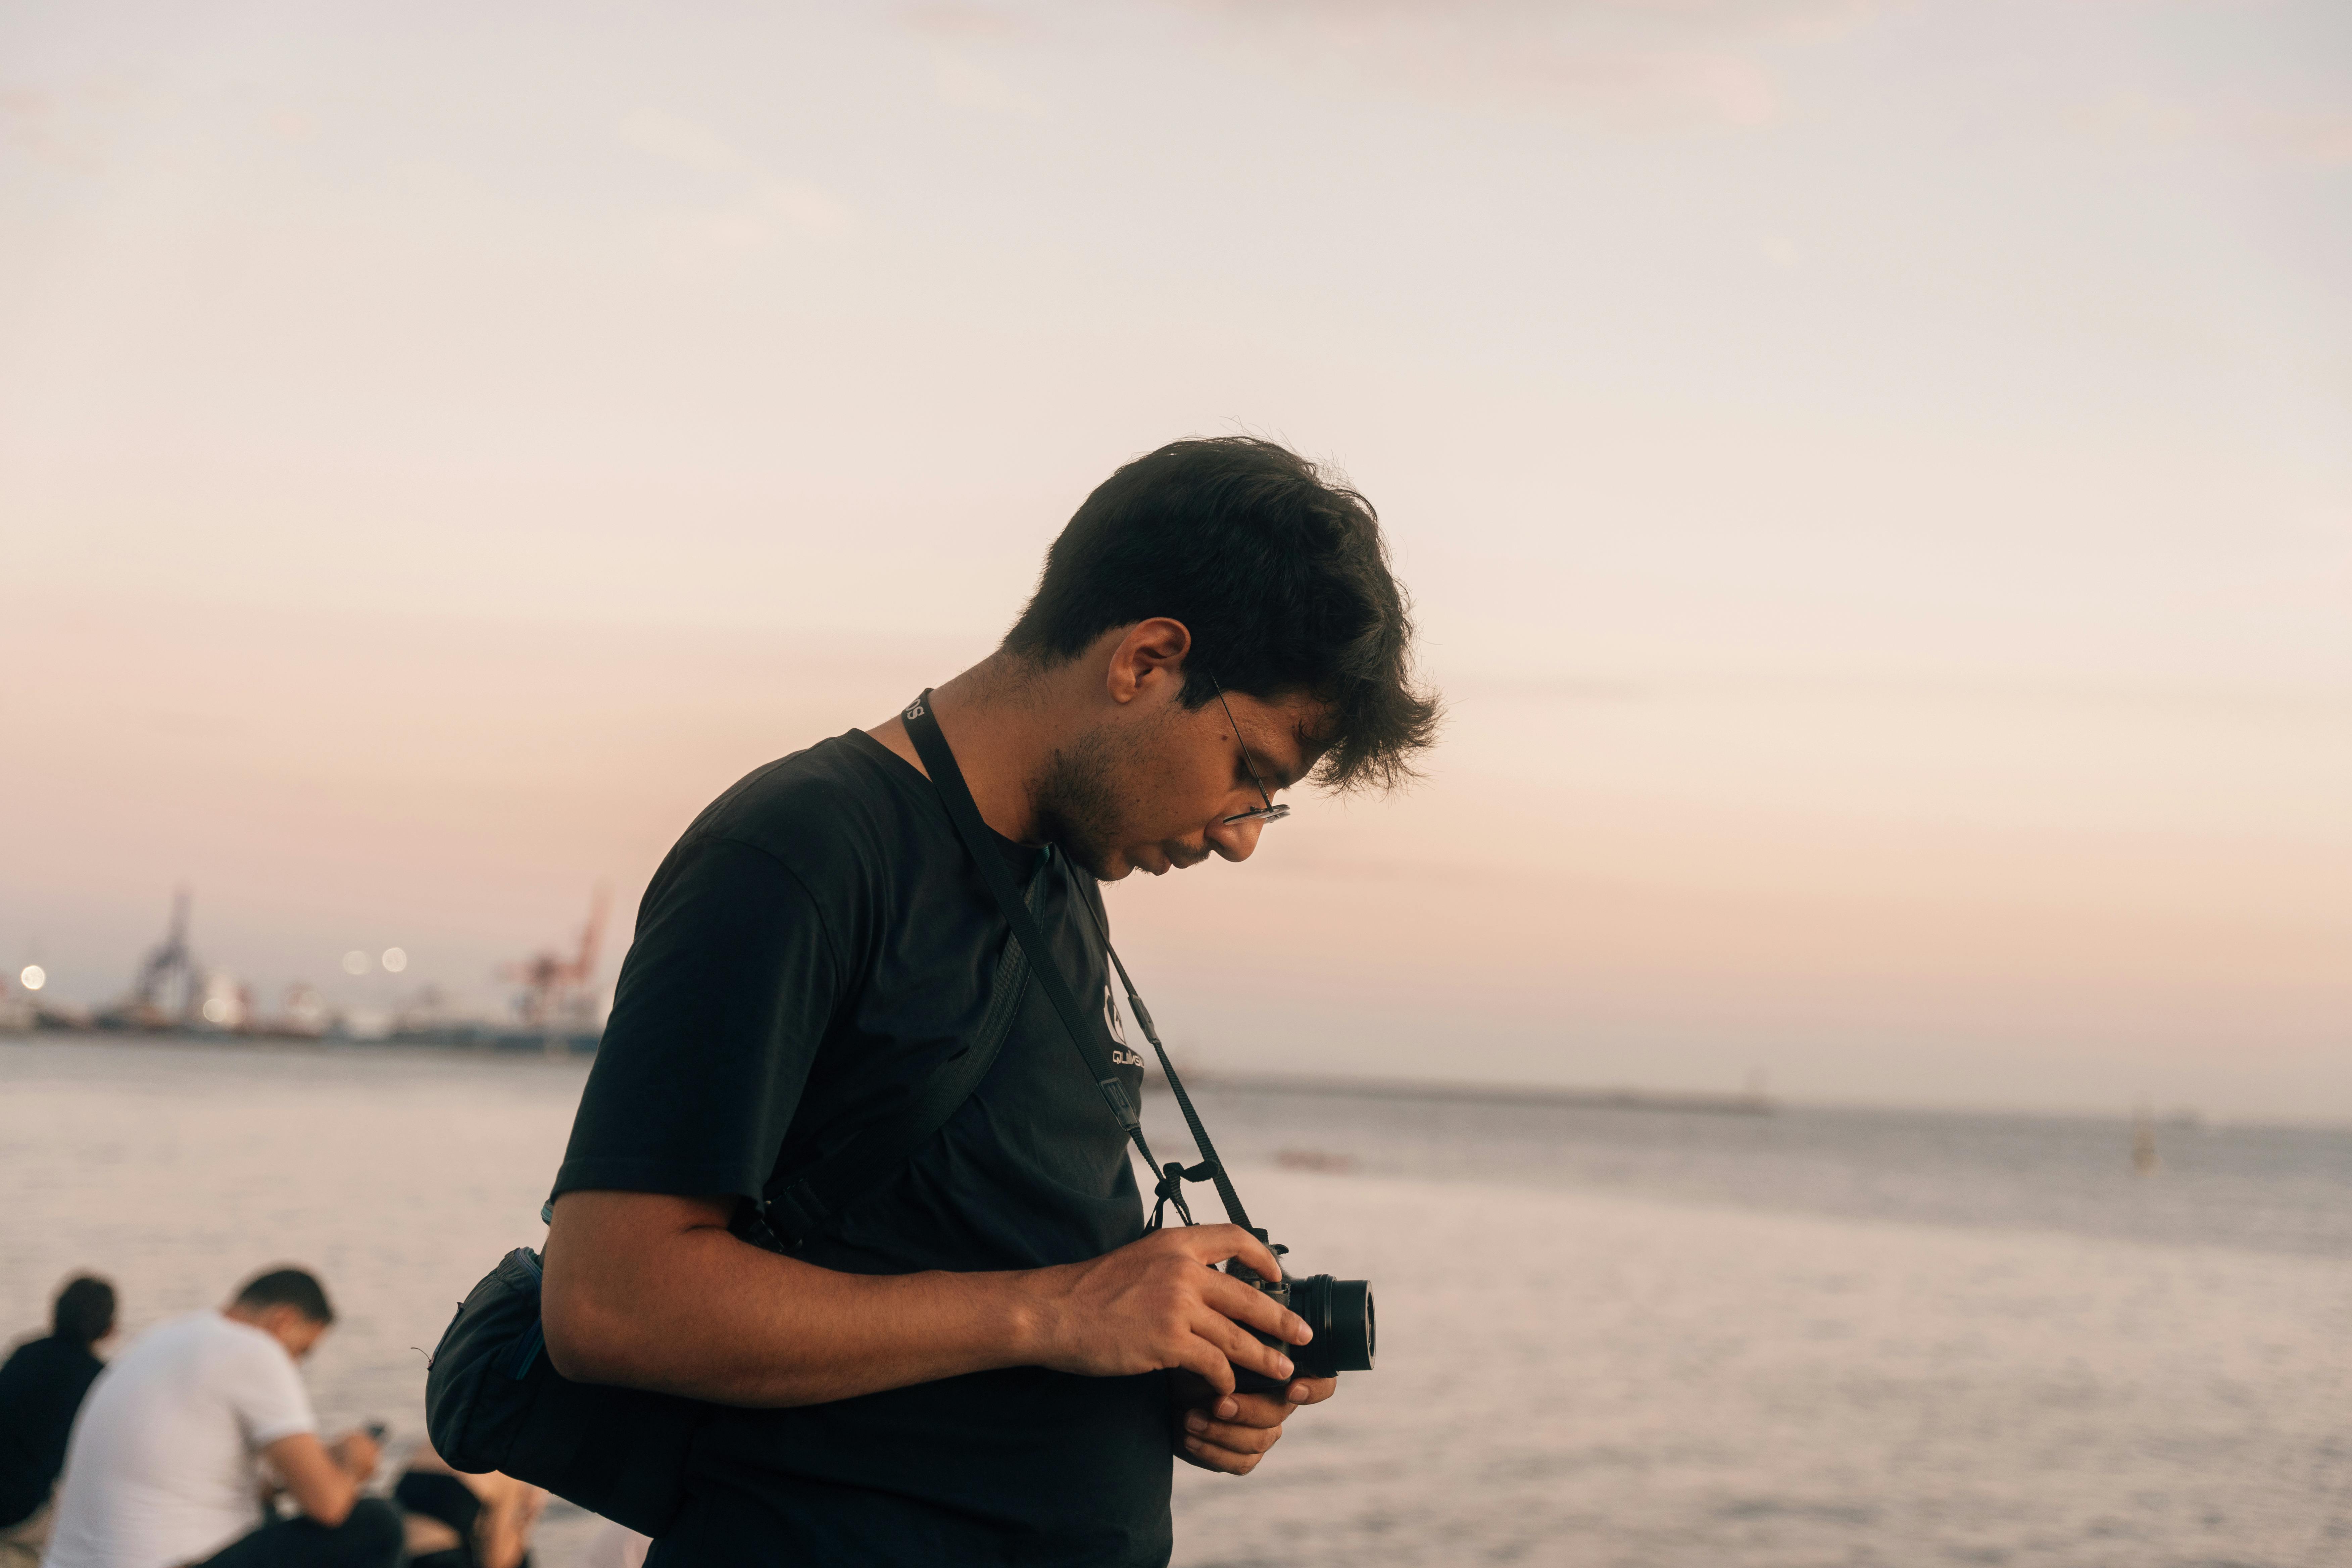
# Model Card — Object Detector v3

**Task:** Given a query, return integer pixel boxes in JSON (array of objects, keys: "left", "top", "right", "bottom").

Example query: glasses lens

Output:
[{"left": 1223, "top": 802, "right": 1292, "bottom": 826}]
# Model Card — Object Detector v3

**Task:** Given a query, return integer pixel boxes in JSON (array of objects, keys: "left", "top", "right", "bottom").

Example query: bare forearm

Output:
[
  {"left": 543, "top": 1191, "right": 1308, "bottom": 1410},
  {"left": 262, "top": 1433, "right": 361, "bottom": 1525},
  {"left": 541, "top": 1193, "right": 1045, "bottom": 1406}
]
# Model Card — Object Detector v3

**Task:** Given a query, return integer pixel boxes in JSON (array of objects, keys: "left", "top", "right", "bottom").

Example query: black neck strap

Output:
[
  {"left": 1069, "top": 897, "right": 1254, "bottom": 1236},
  {"left": 901, "top": 690, "right": 1251, "bottom": 1234}
]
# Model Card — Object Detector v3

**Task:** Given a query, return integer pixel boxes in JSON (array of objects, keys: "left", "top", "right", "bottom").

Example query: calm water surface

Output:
[{"left": 3, "top": 1038, "right": 2347, "bottom": 1566}]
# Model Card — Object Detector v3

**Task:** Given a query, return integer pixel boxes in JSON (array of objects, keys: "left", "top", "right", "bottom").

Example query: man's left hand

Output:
[{"left": 1171, "top": 1371, "right": 1338, "bottom": 1475}]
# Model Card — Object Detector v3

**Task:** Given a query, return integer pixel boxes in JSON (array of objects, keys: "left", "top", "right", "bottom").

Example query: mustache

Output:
[{"left": 1159, "top": 840, "right": 1213, "bottom": 870}]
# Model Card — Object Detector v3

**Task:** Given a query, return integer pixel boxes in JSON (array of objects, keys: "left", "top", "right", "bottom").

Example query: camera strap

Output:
[{"left": 902, "top": 690, "right": 1253, "bottom": 1235}]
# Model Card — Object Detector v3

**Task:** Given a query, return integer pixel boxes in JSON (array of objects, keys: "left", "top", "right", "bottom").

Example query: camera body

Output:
[{"left": 1225, "top": 1248, "right": 1375, "bottom": 1394}]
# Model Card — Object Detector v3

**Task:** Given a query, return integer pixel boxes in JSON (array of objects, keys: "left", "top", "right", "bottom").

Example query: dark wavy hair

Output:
[{"left": 1004, "top": 437, "right": 1439, "bottom": 791}]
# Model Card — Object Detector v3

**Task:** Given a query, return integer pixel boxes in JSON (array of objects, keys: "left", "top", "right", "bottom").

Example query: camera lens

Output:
[{"left": 1289, "top": 1274, "right": 1375, "bottom": 1379}]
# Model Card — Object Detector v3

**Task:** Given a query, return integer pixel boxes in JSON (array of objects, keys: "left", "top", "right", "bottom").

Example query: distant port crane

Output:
[
  {"left": 506, "top": 885, "right": 610, "bottom": 1031},
  {"left": 109, "top": 889, "right": 201, "bottom": 1028}
]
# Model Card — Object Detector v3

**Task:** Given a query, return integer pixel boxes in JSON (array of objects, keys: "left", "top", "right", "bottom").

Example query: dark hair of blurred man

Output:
[
  {"left": 41, "top": 1266, "right": 399, "bottom": 1568},
  {"left": 0, "top": 1275, "right": 117, "bottom": 1550}
]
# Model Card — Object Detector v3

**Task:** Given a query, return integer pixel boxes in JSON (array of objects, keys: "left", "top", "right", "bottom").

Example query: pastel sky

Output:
[{"left": 3, "top": 1, "right": 2346, "bottom": 1120}]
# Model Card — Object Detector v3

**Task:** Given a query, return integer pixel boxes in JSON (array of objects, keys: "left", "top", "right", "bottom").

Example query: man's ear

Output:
[{"left": 1104, "top": 618, "right": 1193, "bottom": 706}]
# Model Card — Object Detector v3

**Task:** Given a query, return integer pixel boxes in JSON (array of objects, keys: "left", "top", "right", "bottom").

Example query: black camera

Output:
[{"left": 1226, "top": 1241, "right": 1375, "bottom": 1394}]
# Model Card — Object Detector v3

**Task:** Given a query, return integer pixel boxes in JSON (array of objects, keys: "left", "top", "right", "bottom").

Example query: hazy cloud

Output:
[
  {"left": 264, "top": 108, "right": 318, "bottom": 143},
  {"left": 619, "top": 107, "right": 752, "bottom": 176},
  {"left": 1170, "top": 0, "right": 1878, "bottom": 129},
  {"left": 902, "top": 3, "right": 1025, "bottom": 38},
  {"left": 0, "top": 86, "right": 108, "bottom": 173},
  {"left": 2072, "top": 88, "right": 2352, "bottom": 167},
  {"left": 617, "top": 107, "right": 855, "bottom": 244},
  {"left": 898, "top": 5, "right": 1046, "bottom": 116},
  {"left": 932, "top": 51, "right": 1048, "bottom": 116},
  {"left": 2248, "top": 106, "right": 2352, "bottom": 166},
  {"left": 2070, "top": 88, "right": 2197, "bottom": 146}
]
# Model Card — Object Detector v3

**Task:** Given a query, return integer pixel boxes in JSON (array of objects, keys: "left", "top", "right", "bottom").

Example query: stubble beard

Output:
[{"left": 1030, "top": 724, "right": 1132, "bottom": 880}]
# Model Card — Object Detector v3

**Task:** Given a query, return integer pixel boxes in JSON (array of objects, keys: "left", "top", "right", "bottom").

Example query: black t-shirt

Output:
[
  {"left": 0, "top": 1334, "right": 105, "bottom": 1526},
  {"left": 553, "top": 730, "right": 1166, "bottom": 1566}
]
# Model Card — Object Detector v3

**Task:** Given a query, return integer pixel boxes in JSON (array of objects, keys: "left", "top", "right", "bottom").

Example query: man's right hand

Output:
[
  {"left": 261, "top": 1431, "right": 366, "bottom": 1526},
  {"left": 1020, "top": 1224, "right": 1311, "bottom": 1396},
  {"left": 327, "top": 1429, "right": 381, "bottom": 1481}
]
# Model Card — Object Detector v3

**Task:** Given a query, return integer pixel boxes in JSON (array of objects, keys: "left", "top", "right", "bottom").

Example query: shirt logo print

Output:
[{"left": 1104, "top": 981, "right": 1143, "bottom": 1069}]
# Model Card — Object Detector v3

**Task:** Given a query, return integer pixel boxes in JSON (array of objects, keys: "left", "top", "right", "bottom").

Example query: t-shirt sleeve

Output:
[
  {"left": 235, "top": 1336, "right": 317, "bottom": 1449},
  {"left": 553, "top": 835, "right": 844, "bottom": 1204}
]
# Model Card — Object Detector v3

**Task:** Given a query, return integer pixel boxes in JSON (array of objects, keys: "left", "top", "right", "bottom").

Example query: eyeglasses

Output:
[{"left": 1208, "top": 674, "right": 1292, "bottom": 827}]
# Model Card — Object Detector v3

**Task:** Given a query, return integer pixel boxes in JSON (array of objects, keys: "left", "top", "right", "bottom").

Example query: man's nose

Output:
[{"left": 1206, "top": 817, "right": 1263, "bottom": 863}]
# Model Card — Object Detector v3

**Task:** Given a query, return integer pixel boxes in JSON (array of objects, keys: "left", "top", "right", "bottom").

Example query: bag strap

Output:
[
  {"left": 901, "top": 690, "right": 1254, "bottom": 1234},
  {"left": 747, "top": 853, "right": 1052, "bottom": 1252}
]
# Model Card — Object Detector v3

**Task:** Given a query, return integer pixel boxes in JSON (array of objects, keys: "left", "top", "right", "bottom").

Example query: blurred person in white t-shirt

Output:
[{"left": 42, "top": 1268, "right": 399, "bottom": 1568}]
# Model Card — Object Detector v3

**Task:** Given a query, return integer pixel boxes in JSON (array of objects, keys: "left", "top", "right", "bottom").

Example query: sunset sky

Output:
[{"left": 3, "top": 0, "right": 2346, "bottom": 1119}]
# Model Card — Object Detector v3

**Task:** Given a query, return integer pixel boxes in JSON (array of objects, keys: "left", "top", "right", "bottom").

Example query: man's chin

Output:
[
  {"left": 1085, "top": 848, "right": 1165, "bottom": 881},
  {"left": 1053, "top": 837, "right": 1189, "bottom": 881},
  {"left": 1055, "top": 838, "right": 1135, "bottom": 881},
  {"left": 1129, "top": 846, "right": 1203, "bottom": 877}
]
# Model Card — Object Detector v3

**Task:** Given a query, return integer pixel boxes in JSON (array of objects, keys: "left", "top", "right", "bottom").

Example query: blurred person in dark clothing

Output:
[
  {"left": 392, "top": 1437, "right": 544, "bottom": 1568},
  {"left": 0, "top": 1274, "right": 116, "bottom": 1558}
]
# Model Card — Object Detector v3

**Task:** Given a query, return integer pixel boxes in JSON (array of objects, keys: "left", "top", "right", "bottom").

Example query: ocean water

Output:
[{"left": 2, "top": 1037, "right": 2347, "bottom": 1566}]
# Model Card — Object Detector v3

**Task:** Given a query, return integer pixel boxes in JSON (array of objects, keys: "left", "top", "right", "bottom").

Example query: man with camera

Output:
[{"left": 542, "top": 437, "right": 1435, "bottom": 1563}]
